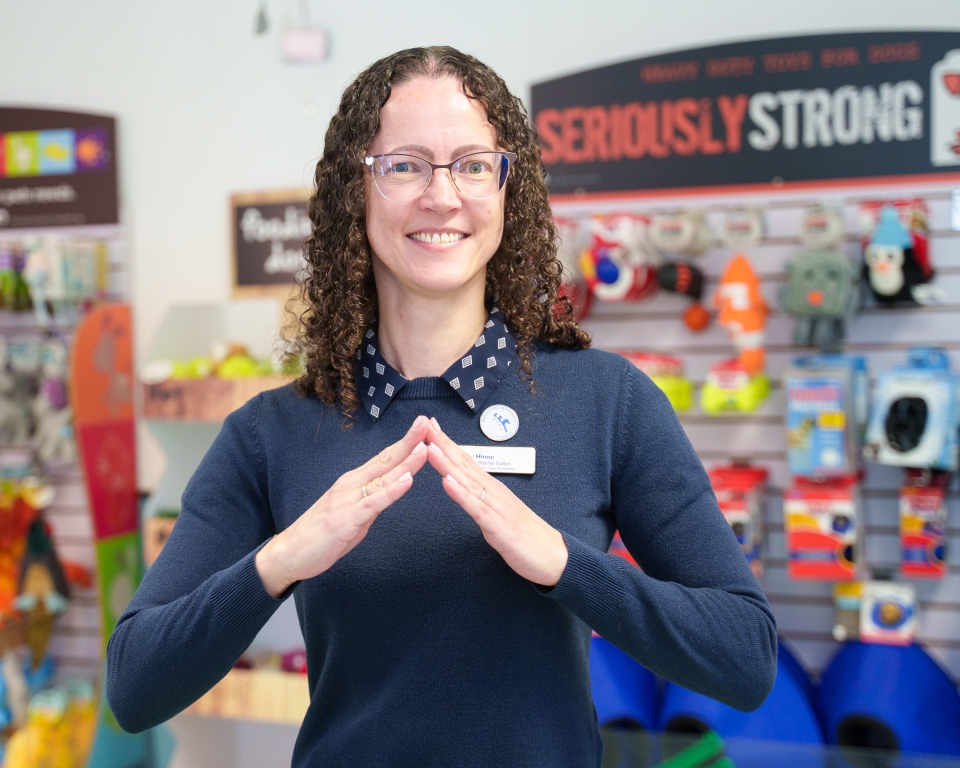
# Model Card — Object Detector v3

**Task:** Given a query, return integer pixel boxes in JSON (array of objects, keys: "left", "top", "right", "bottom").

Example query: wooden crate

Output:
[
  {"left": 140, "top": 377, "right": 289, "bottom": 422},
  {"left": 185, "top": 668, "right": 310, "bottom": 724}
]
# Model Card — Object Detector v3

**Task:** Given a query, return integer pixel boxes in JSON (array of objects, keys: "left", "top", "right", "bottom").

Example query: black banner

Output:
[
  {"left": 531, "top": 32, "right": 960, "bottom": 197},
  {"left": 0, "top": 107, "right": 118, "bottom": 228},
  {"left": 232, "top": 193, "right": 310, "bottom": 287}
]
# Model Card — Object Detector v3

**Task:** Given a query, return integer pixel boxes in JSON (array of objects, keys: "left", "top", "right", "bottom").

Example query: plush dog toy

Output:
[
  {"left": 863, "top": 206, "right": 935, "bottom": 306},
  {"left": 578, "top": 214, "right": 660, "bottom": 302},
  {"left": 781, "top": 249, "right": 860, "bottom": 348}
]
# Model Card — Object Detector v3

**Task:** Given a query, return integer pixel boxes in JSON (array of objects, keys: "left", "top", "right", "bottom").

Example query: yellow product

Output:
[{"left": 650, "top": 375, "right": 694, "bottom": 412}]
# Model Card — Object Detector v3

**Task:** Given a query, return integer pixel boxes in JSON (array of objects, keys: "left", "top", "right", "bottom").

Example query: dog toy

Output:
[
  {"left": 781, "top": 249, "right": 860, "bottom": 348},
  {"left": 657, "top": 261, "right": 710, "bottom": 331},
  {"left": 862, "top": 204, "right": 939, "bottom": 305},
  {"left": 578, "top": 214, "right": 660, "bottom": 302}
]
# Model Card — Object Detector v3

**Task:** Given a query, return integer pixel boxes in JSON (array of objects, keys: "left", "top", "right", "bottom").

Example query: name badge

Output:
[{"left": 459, "top": 445, "right": 536, "bottom": 475}]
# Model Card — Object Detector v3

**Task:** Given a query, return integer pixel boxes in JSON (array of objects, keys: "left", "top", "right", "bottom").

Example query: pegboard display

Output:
[{"left": 553, "top": 180, "right": 960, "bottom": 685}]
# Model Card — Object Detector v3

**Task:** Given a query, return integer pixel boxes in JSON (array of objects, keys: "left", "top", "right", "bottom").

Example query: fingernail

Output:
[
  {"left": 431, "top": 417, "right": 440, "bottom": 429},
  {"left": 445, "top": 473, "right": 460, "bottom": 486},
  {"left": 398, "top": 471, "right": 411, "bottom": 482},
  {"left": 412, "top": 415, "right": 425, "bottom": 428},
  {"left": 412, "top": 442, "right": 426, "bottom": 455}
]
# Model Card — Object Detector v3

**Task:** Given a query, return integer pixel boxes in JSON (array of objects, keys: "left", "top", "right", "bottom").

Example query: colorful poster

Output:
[{"left": 0, "top": 108, "right": 118, "bottom": 227}]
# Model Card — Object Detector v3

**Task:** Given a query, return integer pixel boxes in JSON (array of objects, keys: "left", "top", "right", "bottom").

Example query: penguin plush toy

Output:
[{"left": 863, "top": 206, "right": 931, "bottom": 306}]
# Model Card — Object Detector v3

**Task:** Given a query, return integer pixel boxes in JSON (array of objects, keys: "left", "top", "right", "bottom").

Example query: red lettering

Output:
[
  {"left": 762, "top": 51, "right": 813, "bottom": 73},
  {"left": 660, "top": 101, "right": 675, "bottom": 158},
  {"left": 646, "top": 102, "right": 669, "bottom": 158},
  {"left": 672, "top": 98, "right": 699, "bottom": 155},
  {"left": 560, "top": 107, "right": 585, "bottom": 163},
  {"left": 621, "top": 103, "right": 646, "bottom": 159},
  {"left": 717, "top": 94, "right": 748, "bottom": 153},
  {"left": 820, "top": 47, "right": 860, "bottom": 68},
  {"left": 582, "top": 106, "right": 610, "bottom": 162},
  {"left": 608, "top": 105, "right": 623, "bottom": 160},
  {"left": 868, "top": 41, "right": 920, "bottom": 64},
  {"left": 534, "top": 109, "right": 562, "bottom": 164},
  {"left": 699, "top": 98, "right": 725, "bottom": 155}
]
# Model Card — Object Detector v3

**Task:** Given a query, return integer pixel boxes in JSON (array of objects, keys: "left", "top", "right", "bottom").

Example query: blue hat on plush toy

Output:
[{"left": 871, "top": 206, "right": 913, "bottom": 249}]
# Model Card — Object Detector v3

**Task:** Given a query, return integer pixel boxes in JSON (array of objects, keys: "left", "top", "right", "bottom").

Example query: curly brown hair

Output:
[{"left": 290, "top": 45, "right": 590, "bottom": 415}]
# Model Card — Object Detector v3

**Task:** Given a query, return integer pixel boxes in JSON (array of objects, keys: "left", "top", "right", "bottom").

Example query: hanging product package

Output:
[
  {"left": 859, "top": 581, "right": 918, "bottom": 646},
  {"left": 784, "top": 354, "right": 868, "bottom": 479},
  {"left": 784, "top": 476, "right": 861, "bottom": 581},
  {"left": 708, "top": 465, "right": 768, "bottom": 577},
  {"left": 863, "top": 347, "right": 960, "bottom": 471},
  {"left": 900, "top": 468, "right": 950, "bottom": 578}
]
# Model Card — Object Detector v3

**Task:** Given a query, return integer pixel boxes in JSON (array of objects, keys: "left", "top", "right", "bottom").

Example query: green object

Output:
[
  {"left": 651, "top": 375, "right": 694, "bottom": 412},
  {"left": 654, "top": 730, "right": 729, "bottom": 768},
  {"left": 155, "top": 508, "right": 180, "bottom": 519},
  {"left": 701, "top": 372, "right": 770, "bottom": 414},
  {"left": 218, "top": 354, "right": 261, "bottom": 378}
]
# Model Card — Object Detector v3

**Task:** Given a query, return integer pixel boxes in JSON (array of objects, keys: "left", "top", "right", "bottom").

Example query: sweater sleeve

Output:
[
  {"left": 106, "top": 394, "right": 289, "bottom": 733},
  {"left": 541, "top": 362, "right": 777, "bottom": 712}
]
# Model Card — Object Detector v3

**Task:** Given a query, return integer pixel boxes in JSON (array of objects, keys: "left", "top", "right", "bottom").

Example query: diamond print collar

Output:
[{"left": 356, "top": 307, "right": 518, "bottom": 421}]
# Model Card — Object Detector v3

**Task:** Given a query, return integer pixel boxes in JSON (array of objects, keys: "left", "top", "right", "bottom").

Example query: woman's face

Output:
[{"left": 365, "top": 75, "right": 506, "bottom": 301}]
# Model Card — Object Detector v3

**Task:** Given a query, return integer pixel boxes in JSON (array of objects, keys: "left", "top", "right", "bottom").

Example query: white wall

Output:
[{"left": 1, "top": 0, "right": 957, "bottom": 488}]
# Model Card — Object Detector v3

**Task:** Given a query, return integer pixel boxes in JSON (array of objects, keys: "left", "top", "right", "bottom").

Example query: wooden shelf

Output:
[
  {"left": 185, "top": 668, "right": 310, "bottom": 724},
  {"left": 140, "top": 376, "right": 290, "bottom": 421}
]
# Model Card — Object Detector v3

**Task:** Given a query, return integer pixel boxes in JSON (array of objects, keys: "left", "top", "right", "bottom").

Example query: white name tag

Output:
[{"left": 459, "top": 445, "right": 536, "bottom": 474}]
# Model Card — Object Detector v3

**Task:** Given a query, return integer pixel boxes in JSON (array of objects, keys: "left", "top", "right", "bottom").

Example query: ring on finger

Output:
[
  {"left": 479, "top": 487, "right": 486, "bottom": 502},
  {"left": 361, "top": 484, "right": 369, "bottom": 499}
]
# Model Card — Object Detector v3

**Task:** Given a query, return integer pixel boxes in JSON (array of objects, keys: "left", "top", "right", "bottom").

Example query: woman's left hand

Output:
[{"left": 426, "top": 417, "right": 568, "bottom": 587}]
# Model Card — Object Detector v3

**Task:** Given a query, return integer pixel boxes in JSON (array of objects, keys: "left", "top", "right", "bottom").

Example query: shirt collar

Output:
[{"left": 355, "top": 307, "right": 518, "bottom": 421}]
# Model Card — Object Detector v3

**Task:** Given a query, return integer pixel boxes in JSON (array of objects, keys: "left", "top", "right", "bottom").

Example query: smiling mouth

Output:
[{"left": 408, "top": 232, "right": 468, "bottom": 245}]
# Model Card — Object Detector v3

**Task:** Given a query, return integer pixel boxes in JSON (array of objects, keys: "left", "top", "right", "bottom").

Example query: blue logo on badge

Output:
[{"left": 480, "top": 404, "right": 519, "bottom": 442}]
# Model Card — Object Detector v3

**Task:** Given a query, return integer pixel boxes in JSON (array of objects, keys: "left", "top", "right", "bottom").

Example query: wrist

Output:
[{"left": 255, "top": 535, "right": 294, "bottom": 599}]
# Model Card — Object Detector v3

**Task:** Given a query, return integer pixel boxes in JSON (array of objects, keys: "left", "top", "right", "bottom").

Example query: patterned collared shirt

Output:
[{"left": 355, "top": 307, "right": 518, "bottom": 421}]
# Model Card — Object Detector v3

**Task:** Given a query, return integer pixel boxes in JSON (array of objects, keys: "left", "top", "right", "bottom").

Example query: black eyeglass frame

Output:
[{"left": 363, "top": 150, "right": 518, "bottom": 200}]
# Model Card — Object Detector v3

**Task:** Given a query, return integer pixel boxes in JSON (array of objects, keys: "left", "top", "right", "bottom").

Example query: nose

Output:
[{"left": 419, "top": 169, "right": 462, "bottom": 213}]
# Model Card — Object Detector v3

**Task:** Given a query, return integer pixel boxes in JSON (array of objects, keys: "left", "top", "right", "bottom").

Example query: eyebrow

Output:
[{"left": 388, "top": 143, "right": 495, "bottom": 160}]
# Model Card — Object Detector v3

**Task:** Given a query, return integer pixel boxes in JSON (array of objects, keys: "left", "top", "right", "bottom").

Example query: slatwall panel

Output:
[
  {"left": 555, "top": 180, "right": 960, "bottom": 685},
  {"left": 43, "top": 464, "right": 103, "bottom": 686}
]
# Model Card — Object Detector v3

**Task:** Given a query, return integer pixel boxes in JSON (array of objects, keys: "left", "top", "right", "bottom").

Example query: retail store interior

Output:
[{"left": 2, "top": 1, "right": 960, "bottom": 766}]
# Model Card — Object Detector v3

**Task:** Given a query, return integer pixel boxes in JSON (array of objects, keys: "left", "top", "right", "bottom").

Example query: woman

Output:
[{"left": 107, "top": 46, "right": 776, "bottom": 766}]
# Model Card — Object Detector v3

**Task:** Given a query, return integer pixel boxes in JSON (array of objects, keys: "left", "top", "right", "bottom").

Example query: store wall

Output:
[{"left": 0, "top": 0, "right": 957, "bottom": 491}]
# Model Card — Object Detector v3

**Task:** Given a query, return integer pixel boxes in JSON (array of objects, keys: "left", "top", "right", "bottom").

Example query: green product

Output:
[{"left": 654, "top": 731, "right": 732, "bottom": 768}]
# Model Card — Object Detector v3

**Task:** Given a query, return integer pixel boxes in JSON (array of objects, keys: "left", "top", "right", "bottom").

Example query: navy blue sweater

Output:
[{"left": 107, "top": 346, "right": 777, "bottom": 767}]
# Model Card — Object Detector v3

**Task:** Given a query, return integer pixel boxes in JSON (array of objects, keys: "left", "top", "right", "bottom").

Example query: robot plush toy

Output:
[
  {"left": 863, "top": 206, "right": 934, "bottom": 306},
  {"left": 781, "top": 249, "right": 860, "bottom": 348}
]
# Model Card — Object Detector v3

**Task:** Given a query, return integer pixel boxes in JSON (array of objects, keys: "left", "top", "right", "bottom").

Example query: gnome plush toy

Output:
[{"left": 863, "top": 206, "right": 932, "bottom": 306}]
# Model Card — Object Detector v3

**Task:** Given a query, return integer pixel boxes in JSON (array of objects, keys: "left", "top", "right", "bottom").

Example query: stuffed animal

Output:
[
  {"left": 781, "top": 249, "right": 860, "bottom": 348},
  {"left": 578, "top": 214, "right": 660, "bottom": 302},
  {"left": 863, "top": 206, "right": 935, "bottom": 305},
  {"left": 714, "top": 255, "right": 768, "bottom": 375}
]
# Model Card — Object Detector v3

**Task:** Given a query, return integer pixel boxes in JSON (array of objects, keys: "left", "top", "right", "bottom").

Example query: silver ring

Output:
[
  {"left": 479, "top": 487, "right": 486, "bottom": 502},
  {"left": 361, "top": 484, "right": 368, "bottom": 499}
]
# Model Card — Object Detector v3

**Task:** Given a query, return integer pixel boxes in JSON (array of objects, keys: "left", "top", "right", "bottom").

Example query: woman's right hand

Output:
[{"left": 255, "top": 415, "right": 430, "bottom": 597}]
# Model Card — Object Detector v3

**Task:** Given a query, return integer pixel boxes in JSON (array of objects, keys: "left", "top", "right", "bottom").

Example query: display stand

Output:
[{"left": 139, "top": 299, "right": 308, "bottom": 743}]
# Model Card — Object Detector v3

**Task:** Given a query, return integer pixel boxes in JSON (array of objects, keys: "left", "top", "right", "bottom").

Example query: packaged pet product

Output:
[
  {"left": 708, "top": 464, "right": 768, "bottom": 577},
  {"left": 900, "top": 469, "right": 950, "bottom": 578},
  {"left": 784, "top": 355, "right": 868, "bottom": 478},
  {"left": 863, "top": 347, "right": 960, "bottom": 471},
  {"left": 860, "top": 581, "right": 918, "bottom": 646},
  {"left": 784, "top": 476, "right": 860, "bottom": 580}
]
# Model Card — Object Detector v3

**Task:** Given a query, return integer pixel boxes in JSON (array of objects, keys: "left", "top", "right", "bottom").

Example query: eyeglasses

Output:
[{"left": 364, "top": 151, "right": 517, "bottom": 202}]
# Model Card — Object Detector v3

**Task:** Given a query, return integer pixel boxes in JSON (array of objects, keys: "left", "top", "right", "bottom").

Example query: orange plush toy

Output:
[
  {"left": 714, "top": 255, "right": 769, "bottom": 375},
  {"left": 702, "top": 255, "right": 771, "bottom": 413}
]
